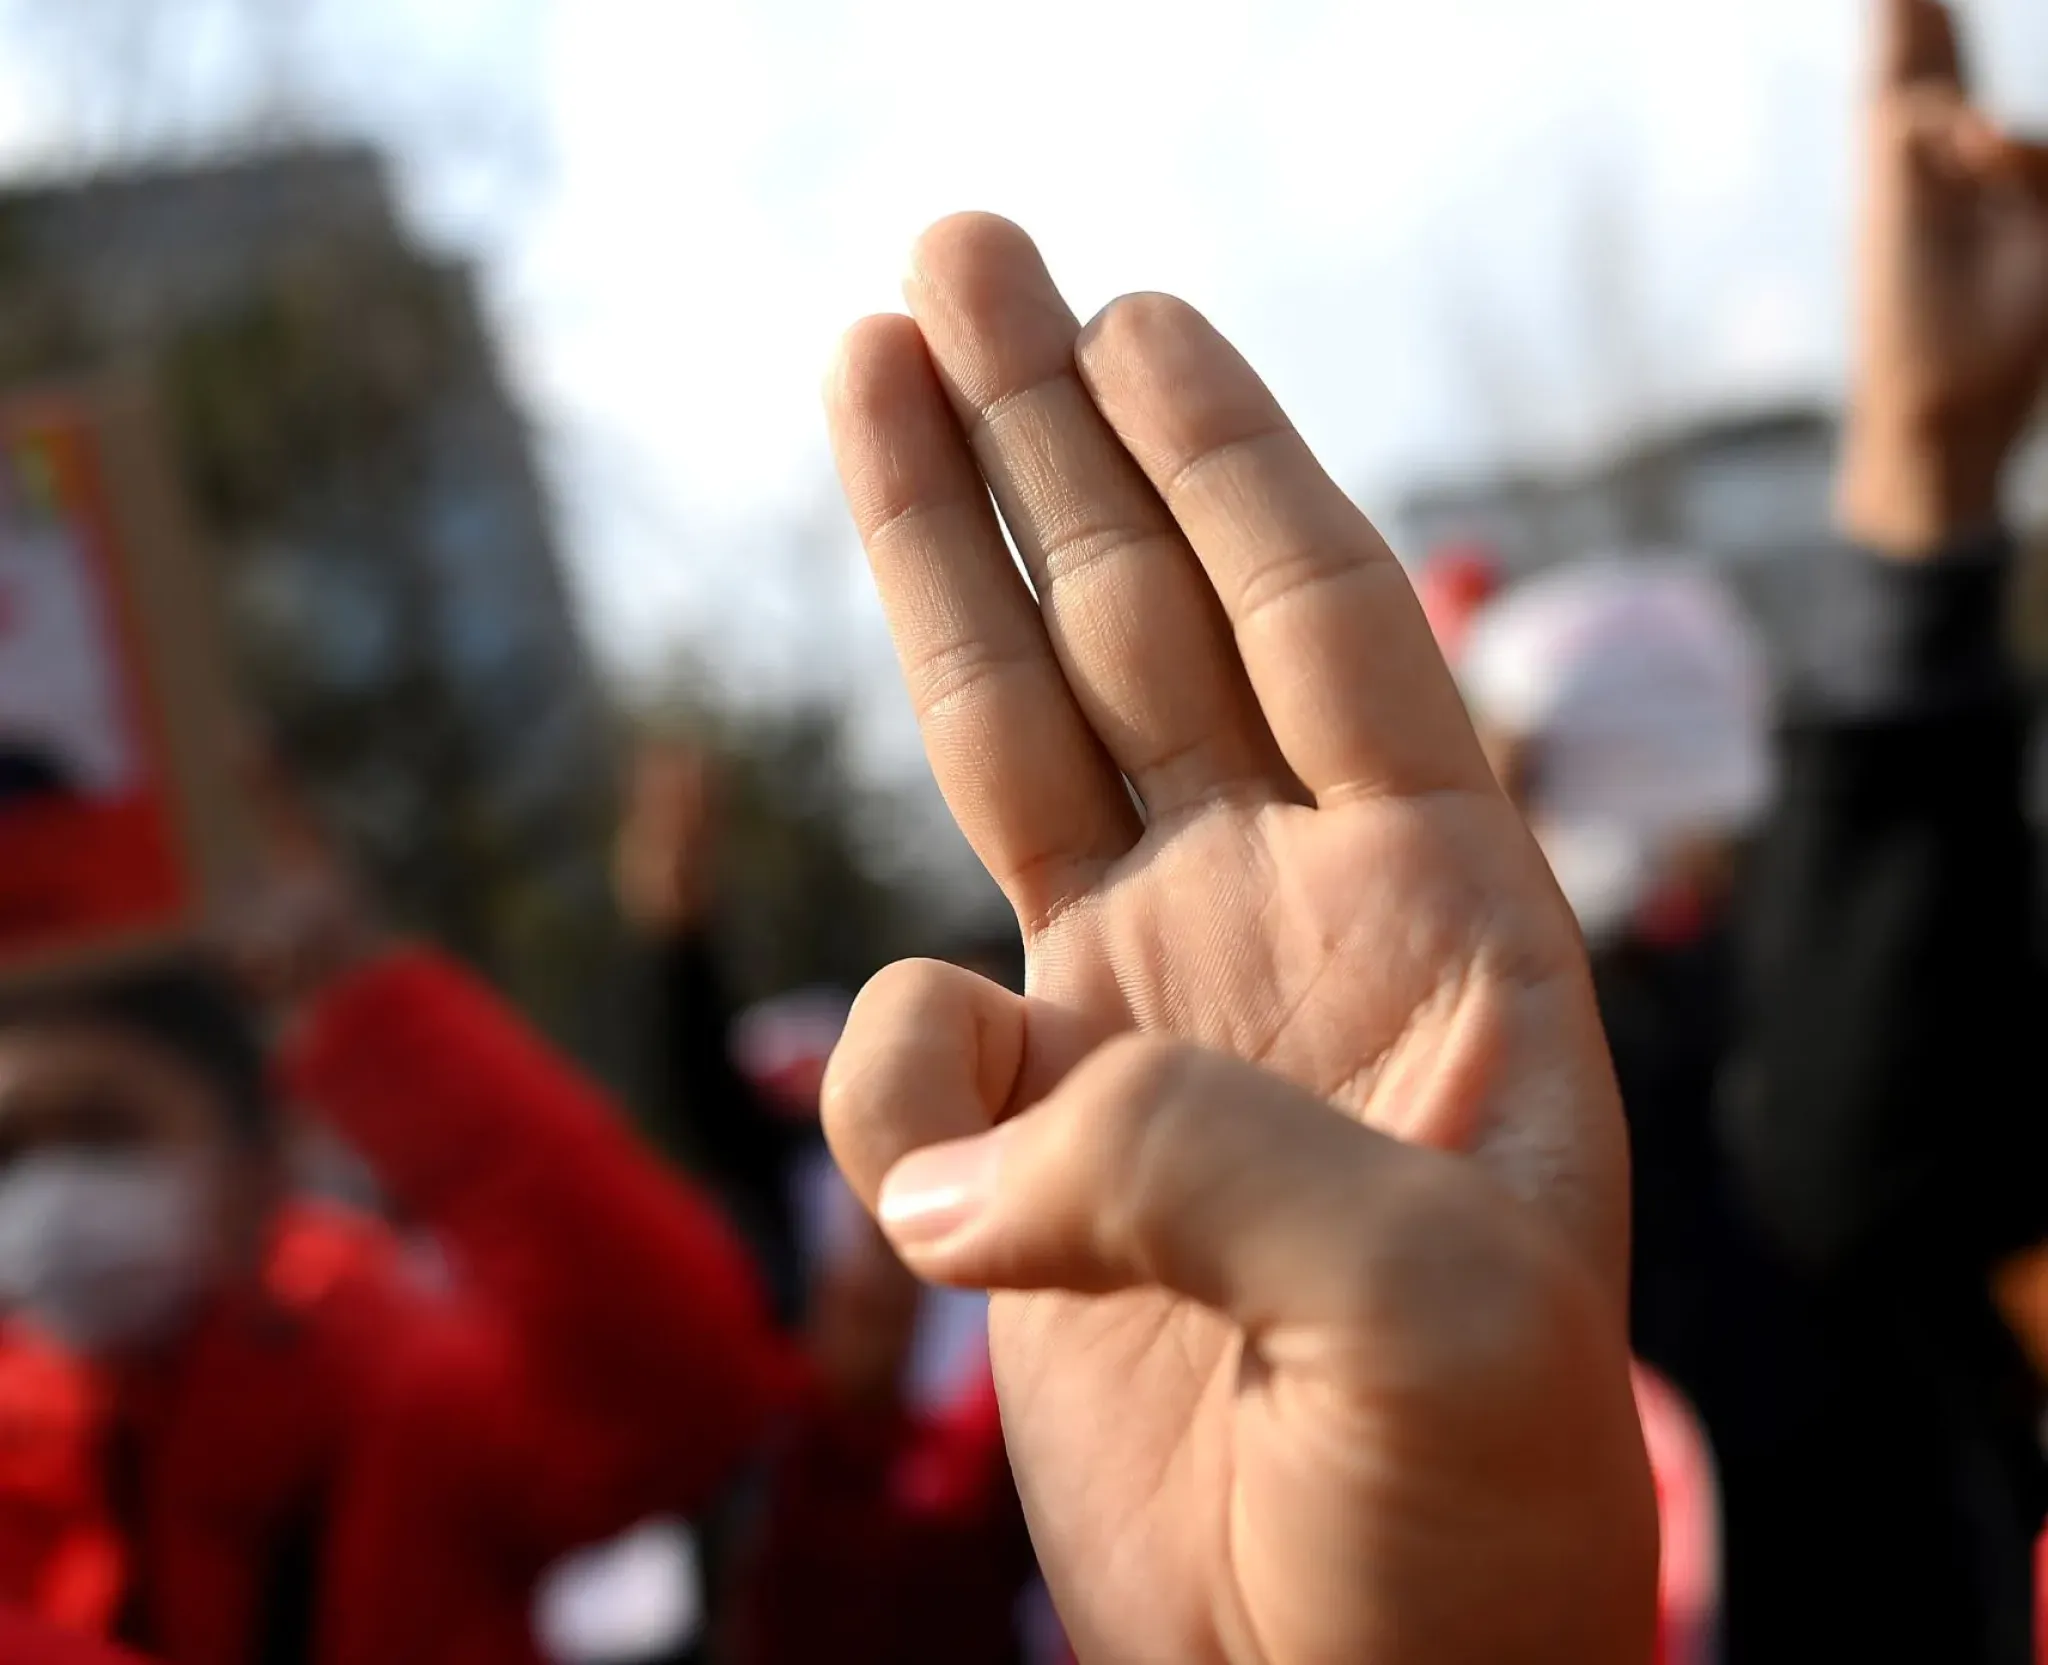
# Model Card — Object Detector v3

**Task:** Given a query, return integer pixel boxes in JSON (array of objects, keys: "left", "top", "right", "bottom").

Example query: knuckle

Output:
[
  {"left": 1357, "top": 1164, "right": 1586, "bottom": 1389},
  {"left": 826, "top": 960, "right": 1014, "bottom": 1204},
  {"left": 907, "top": 630, "right": 1030, "bottom": 719},
  {"left": 847, "top": 957, "right": 954, "bottom": 1030},
  {"left": 1068, "top": 1038, "right": 1208, "bottom": 1279},
  {"left": 1083, "top": 1032, "right": 1194, "bottom": 1107},
  {"left": 816, "top": 1041, "right": 879, "bottom": 1158},
  {"left": 824, "top": 961, "right": 955, "bottom": 1134}
]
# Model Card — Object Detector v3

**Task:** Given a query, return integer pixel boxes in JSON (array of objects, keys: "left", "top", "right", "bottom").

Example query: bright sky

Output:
[
  {"left": 4, "top": 0, "right": 2047, "bottom": 723},
  {"left": 511, "top": 0, "right": 1872, "bottom": 699}
]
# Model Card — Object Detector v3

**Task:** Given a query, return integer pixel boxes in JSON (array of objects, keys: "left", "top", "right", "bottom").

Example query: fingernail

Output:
[{"left": 877, "top": 1129, "right": 1005, "bottom": 1245}]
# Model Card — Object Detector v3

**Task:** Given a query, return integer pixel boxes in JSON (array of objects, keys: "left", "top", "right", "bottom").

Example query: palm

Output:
[
  {"left": 999, "top": 789, "right": 1618, "bottom": 1660},
  {"left": 1030, "top": 794, "right": 1569, "bottom": 1134},
  {"left": 824, "top": 214, "right": 1643, "bottom": 1664}
]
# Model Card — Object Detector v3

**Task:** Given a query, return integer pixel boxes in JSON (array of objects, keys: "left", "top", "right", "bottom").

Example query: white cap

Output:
[{"left": 1460, "top": 557, "right": 1772, "bottom": 936}]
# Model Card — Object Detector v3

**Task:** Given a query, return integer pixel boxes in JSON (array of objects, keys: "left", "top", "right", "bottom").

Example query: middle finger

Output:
[{"left": 905, "top": 213, "right": 1293, "bottom": 821}]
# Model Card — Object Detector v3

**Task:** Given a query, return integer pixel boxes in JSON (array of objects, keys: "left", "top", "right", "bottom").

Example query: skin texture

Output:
[
  {"left": 819, "top": 213, "right": 1656, "bottom": 1665},
  {"left": 1839, "top": 0, "right": 2048, "bottom": 556}
]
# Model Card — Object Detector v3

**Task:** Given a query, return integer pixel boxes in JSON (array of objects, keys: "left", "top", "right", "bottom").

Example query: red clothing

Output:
[
  {"left": 730, "top": 1367, "right": 1035, "bottom": 1665},
  {"left": 0, "top": 948, "right": 805, "bottom": 1665},
  {"left": 739, "top": 1360, "right": 1713, "bottom": 1665},
  {"left": 0, "top": 1607, "right": 144, "bottom": 1665}
]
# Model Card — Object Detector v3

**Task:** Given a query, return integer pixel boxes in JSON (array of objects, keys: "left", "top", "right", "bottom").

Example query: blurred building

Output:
[
  {"left": 1400, "top": 405, "right": 2048, "bottom": 666},
  {"left": 0, "top": 146, "right": 629, "bottom": 1077},
  {"left": 1398, "top": 407, "right": 1838, "bottom": 653},
  {"left": 1402, "top": 406, "right": 2048, "bottom": 832}
]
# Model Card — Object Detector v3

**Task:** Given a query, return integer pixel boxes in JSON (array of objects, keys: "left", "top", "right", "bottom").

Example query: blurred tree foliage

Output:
[
  {"left": 0, "top": 156, "right": 636, "bottom": 1078},
  {"left": 0, "top": 0, "right": 959, "bottom": 1119},
  {"left": 0, "top": 150, "right": 963, "bottom": 1129}
]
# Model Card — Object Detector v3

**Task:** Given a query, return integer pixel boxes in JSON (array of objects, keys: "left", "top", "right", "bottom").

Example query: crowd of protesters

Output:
[{"left": 3, "top": 0, "right": 2048, "bottom": 1660}]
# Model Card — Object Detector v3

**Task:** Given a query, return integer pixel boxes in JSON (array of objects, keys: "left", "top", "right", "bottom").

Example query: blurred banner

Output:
[{"left": 0, "top": 389, "right": 240, "bottom": 988}]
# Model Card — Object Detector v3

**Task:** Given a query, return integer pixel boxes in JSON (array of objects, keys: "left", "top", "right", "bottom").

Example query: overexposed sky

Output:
[
  {"left": 514, "top": 0, "right": 1866, "bottom": 695},
  {"left": 4, "top": 0, "right": 2047, "bottom": 713}
]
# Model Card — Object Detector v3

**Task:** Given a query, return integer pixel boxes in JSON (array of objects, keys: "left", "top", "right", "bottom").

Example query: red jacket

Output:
[
  {"left": 729, "top": 1366, "right": 1037, "bottom": 1665},
  {"left": 0, "top": 948, "right": 806, "bottom": 1665},
  {"left": 0, "top": 1608, "right": 144, "bottom": 1665}
]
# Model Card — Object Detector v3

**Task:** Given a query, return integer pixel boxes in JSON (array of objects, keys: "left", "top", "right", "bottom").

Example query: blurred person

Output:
[
  {"left": 1413, "top": 538, "right": 1504, "bottom": 667},
  {"left": 801, "top": 925, "right": 1022, "bottom": 1411},
  {"left": 0, "top": 785, "right": 805, "bottom": 1665},
  {"left": 724, "top": 1200, "right": 1037, "bottom": 1665},
  {"left": 1459, "top": 556, "right": 1771, "bottom": 950},
  {"left": 616, "top": 740, "right": 813, "bottom": 1324},
  {"left": 616, "top": 730, "right": 1024, "bottom": 1658},
  {"left": 1436, "top": 5, "right": 2048, "bottom": 1656},
  {"left": 533, "top": 1520, "right": 705, "bottom": 1665},
  {"left": 730, "top": 985, "right": 854, "bottom": 1283},
  {"left": 1709, "top": 1, "right": 2048, "bottom": 1660},
  {"left": 1458, "top": 555, "right": 1823, "bottom": 1660},
  {"left": 730, "top": 984, "right": 1007, "bottom": 1414},
  {"left": 0, "top": 1607, "right": 145, "bottom": 1665},
  {"left": 615, "top": 735, "right": 1012, "bottom": 1351},
  {"left": 719, "top": 940, "right": 1071, "bottom": 1665},
  {"left": 0, "top": 743, "right": 72, "bottom": 810},
  {"left": 1457, "top": 560, "right": 1778, "bottom": 1381}
]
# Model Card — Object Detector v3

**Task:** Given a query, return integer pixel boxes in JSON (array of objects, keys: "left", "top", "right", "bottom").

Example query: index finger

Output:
[
  {"left": 826, "top": 314, "right": 1139, "bottom": 928},
  {"left": 1878, "top": 0, "right": 1965, "bottom": 93}
]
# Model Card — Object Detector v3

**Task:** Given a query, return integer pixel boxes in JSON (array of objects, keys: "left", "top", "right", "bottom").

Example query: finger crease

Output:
[
  {"left": 969, "top": 368, "right": 1080, "bottom": 446},
  {"left": 860, "top": 489, "right": 989, "bottom": 552},
  {"left": 909, "top": 636, "right": 1053, "bottom": 717},
  {"left": 1157, "top": 418, "right": 1297, "bottom": 506},
  {"left": 1004, "top": 847, "right": 1106, "bottom": 939},
  {"left": 1232, "top": 545, "right": 1400, "bottom": 637},
  {"left": 1036, "top": 520, "right": 1184, "bottom": 591}
]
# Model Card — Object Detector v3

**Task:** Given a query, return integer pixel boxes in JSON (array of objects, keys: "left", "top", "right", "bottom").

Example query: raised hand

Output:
[
  {"left": 614, "top": 739, "right": 719, "bottom": 936},
  {"left": 215, "top": 743, "right": 384, "bottom": 1025},
  {"left": 1842, "top": 0, "right": 2048, "bottom": 555},
  {"left": 822, "top": 215, "right": 1654, "bottom": 1665}
]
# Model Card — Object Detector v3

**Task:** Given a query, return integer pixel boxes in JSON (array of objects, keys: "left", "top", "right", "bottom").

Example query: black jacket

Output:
[
  {"left": 640, "top": 930, "right": 813, "bottom": 1326},
  {"left": 1620, "top": 535, "right": 2048, "bottom": 1665}
]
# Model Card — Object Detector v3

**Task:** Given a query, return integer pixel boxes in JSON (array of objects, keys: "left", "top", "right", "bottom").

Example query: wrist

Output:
[{"left": 1837, "top": 415, "right": 2008, "bottom": 560}]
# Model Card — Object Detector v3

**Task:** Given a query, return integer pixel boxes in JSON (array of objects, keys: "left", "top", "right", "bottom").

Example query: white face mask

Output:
[{"left": 0, "top": 1152, "right": 219, "bottom": 1355}]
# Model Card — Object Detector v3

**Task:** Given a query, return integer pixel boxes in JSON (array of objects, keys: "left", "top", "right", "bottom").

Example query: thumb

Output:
[{"left": 876, "top": 1035, "right": 1588, "bottom": 1340}]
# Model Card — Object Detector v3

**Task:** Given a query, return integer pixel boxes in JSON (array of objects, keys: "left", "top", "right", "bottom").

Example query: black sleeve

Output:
[
  {"left": 641, "top": 930, "right": 807, "bottom": 1322},
  {"left": 1724, "top": 532, "right": 2048, "bottom": 1297}
]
